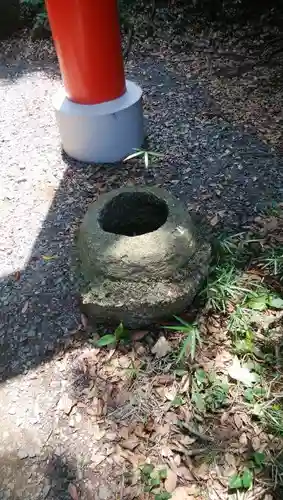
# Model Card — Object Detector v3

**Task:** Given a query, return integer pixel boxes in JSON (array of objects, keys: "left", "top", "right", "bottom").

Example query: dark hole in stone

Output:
[{"left": 99, "top": 192, "right": 169, "bottom": 236}]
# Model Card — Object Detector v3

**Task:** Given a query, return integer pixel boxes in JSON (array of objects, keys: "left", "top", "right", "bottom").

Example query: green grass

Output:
[
  {"left": 202, "top": 263, "right": 252, "bottom": 312},
  {"left": 163, "top": 316, "right": 201, "bottom": 363},
  {"left": 158, "top": 215, "right": 283, "bottom": 496},
  {"left": 259, "top": 246, "right": 283, "bottom": 278}
]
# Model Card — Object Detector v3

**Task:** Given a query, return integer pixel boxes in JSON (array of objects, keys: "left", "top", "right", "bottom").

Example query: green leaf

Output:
[
  {"left": 190, "top": 328, "right": 198, "bottom": 361},
  {"left": 254, "top": 387, "right": 266, "bottom": 397},
  {"left": 123, "top": 151, "right": 143, "bottom": 162},
  {"left": 149, "top": 471, "right": 161, "bottom": 487},
  {"left": 147, "top": 150, "right": 164, "bottom": 158},
  {"left": 158, "top": 469, "right": 168, "bottom": 480},
  {"left": 252, "top": 451, "right": 265, "bottom": 468},
  {"left": 174, "top": 369, "right": 188, "bottom": 377},
  {"left": 154, "top": 493, "right": 172, "bottom": 500},
  {"left": 144, "top": 485, "right": 152, "bottom": 492},
  {"left": 242, "top": 469, "right": 253, "bottom": 489},
  {"left": 114, "top": 322, "right": 124, "bottom": 340},
  {"left": 192, "top": 390, "right": 206, "bottom": 412},
  {"left": 234, "top": 339, "right": 254, "bottom": 354},
  {"left": 195, "top": 369, "right": 207, "bottom": 386},
  {"left": 173, "top": 315, "right": 193, "bottom": 328},
  {"left": 268, "top": 296, "right": 283, "bottom": 309},
  {"left": 96, "top": 334, "right": 116, "bottom": 347},
  {"left": 244, "top": 388, "right": 254, "bottom": 402},
  {"left": 163, "top": 325, "right": 189, "bottom": 332},
  {"left": 229, "top": 474, "right": 243, "bottom": 490},
  {"left": 176, "top": 335, "right": 191, "bottom": 363},
  {"left": 246, "top": 294, "right": 268, "bottom": 311},
  {"left": 140, "top": 464, "right": 154, "bottom": 476},
  {"left": 171, "top": 395, "right": 185, "bottom": 407}
]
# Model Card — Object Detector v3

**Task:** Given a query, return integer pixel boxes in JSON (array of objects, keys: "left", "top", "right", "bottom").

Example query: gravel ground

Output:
[{"left": 1, "top": 31, "right": 283, "bottom": 499}]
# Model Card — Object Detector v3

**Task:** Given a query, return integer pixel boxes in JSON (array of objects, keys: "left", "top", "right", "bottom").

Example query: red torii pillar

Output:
[{"left": 45, "top": 0, "right": 144, "bottom": 163}]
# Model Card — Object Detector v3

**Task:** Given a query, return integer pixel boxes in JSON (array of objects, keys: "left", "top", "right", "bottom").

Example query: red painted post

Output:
[{"left": 45, "top": 0, "right": 126, "bottom": 105}]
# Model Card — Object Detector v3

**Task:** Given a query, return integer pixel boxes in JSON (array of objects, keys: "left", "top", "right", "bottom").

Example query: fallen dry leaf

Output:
[
  {"left": 118, "top": 355, "right": 132, "bottom": 369},
  {"left": 239, "top": 432, "right": 248, "bottom": 446},
  {"left": 153, "top": 374, "right": 174, "bottom": 386},
  {"left": 112, "top": 451, "right": 125, "bottom": 465},
  {"left": 134, "top": 424, "right": 146, "bottom": 439},
  {"left": 179, "top": 374, "right": 190, "bottom": 393},
  {"left": 151, "top": 336, "right": 172, "bottom": 358},
  {"left": 164, "top": 386, "right": 178, "bottom": 402},
  {"left": 91, "top": 450, "right": 106, "bottom": 466},
  {"left": 252, "top": 436, "right": 262, "bottom": 451},
  {"left": 165, "top": 469, "right": 177, "bottom": 493},
  {"left": 144, "top": 416, "right": 155, "bottom": 433},
  {"left": 193, "top": 462, "right": 209, "bottom": 480},
  {"left": 119, "top": 448, "right": 146, "bottom": 467},
  {"left": 105, "top": 432, "right": 117, "bottom": 442},
  {"left": 164, "top": 412, "right": 179, "bottom": 425},
  {"left": 234, "top": 413, "right": 243, "bottom": 430},
  {"left": 173, "top": 454, "right": 181, "bottom": 467},
  {"left": 220, "top": 411, "right": 230, "bottom": 425},
  {"left": 161, "top": 445, "right": 174, "bottom": 458},
  {"left": 123, "top": 486, "right": 141, "bottom": 500},
  {"left": 68, "top": 483, "right": 79, "bottom": 500},
  {"left": 113, "top": 390, "right": 131, "bottom": 407},
  {"left": 179, "top": 435, "right": 196, "bottom": 446},
  {"left": 92, "top": 397, "right": 104, "bottom": 416},
  {"left": 228, "top": 357, "right": 257, "bottom": 386},
  {"left": 262, "top": 216, "right": 279, "bottom": 233},
  {"left": 176, "top": 466, "right": 194, "bottom": 481},
  {"left": 179, "top": 405, "right": 192, "bottom": 423},
  {"left": 93, "top": 425, "right": 106, "bottom": 441},
  {"left": 118, "top": 426, "right": 129, "bottom": 440},
  {"left": 171, "top": 486, "right": 195, "bottom": 500},
  {"left": 132, "top": 330, "right": 148, "bottom": 341},
  {"left": 155, "top": 423, "right": 170, "bottom": 436},
  {"left": 225, "top": 452, "right": 236, "bottom": 468},
  {"left": 120, "top": 438, "right": 139, "bottom": 451},
  {"left": 210, "top": 213, "right": 219, "bottom": 226},
  {"left": 14, "top": 270, "right": 21, "bottom": 281}
]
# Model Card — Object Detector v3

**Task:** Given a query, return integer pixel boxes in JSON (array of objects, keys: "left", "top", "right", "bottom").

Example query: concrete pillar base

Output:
[{"left": 53, "top": 80, "right": 144, "bottom": 164}]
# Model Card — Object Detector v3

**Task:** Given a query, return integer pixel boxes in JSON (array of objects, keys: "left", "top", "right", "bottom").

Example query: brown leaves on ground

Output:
[
  {"left": 64, "top": 237, "right": 283, "bottom": 498},
  {"left": 68, "top": 483, "right": 79, "bottom": 500},
  {"left": 164, "top": 469, "right": 178, "bottom": 492},
  {"left": 151, "top": 336, "right": 172, "bottom": 358}
]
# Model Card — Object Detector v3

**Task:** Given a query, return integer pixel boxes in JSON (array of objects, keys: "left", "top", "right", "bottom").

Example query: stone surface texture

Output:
[{"left": 76, "top": 186, "right": 211, "bottom": 327}]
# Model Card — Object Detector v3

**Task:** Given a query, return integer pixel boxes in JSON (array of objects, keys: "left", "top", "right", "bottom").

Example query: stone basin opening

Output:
[{"left": 98, "top": 191, "right": 169, "bottom": 236}]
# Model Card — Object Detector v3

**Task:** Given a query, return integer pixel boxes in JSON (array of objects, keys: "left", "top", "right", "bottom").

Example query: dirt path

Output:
[{"left": 0, "top": 29, "right": 283, "bottom": 499}]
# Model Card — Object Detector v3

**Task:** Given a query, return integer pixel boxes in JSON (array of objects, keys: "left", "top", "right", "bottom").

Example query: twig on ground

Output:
[
  {"left": 244, "top": 485, "right": 269, "bottom": 500},
  {"left": 170, "top": 443, "right": 220, "bottom": 457},
  {"left": 177, "top": 420, "right": 215, "bottom": 443}
]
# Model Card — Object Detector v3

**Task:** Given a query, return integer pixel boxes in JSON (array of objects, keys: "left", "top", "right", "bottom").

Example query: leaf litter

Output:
[
  {"left": 61, "top": 204, "right": 283, "bottom": 499},
  {"left": 4, "top": 4, "right": 283, "bottom": 499}
]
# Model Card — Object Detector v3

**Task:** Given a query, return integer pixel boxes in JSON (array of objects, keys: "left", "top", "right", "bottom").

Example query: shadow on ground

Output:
[
  {"left": 0, "top": 449, "right": 108, "bottom": 499},
  {"left": 1, "top": 53, "right": 283, "bottom": 386}
]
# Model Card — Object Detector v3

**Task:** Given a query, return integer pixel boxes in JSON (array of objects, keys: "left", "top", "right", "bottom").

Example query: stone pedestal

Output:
[{"left": 75, "top": 186, "right": 211, "bottom": 328}]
